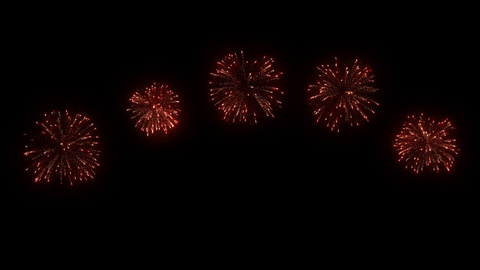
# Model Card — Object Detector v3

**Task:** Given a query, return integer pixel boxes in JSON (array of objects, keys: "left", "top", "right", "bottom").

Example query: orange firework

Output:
[
  {"left": 307, "top": 57, "right": 380, "bottom": 132},
  {"left": 393, "top": 113, "right": 460, "bottom": 174},
  {"left": 209, "top": 50, "right": 283, "bottom": 124},
  {"left": 127, "top": 82, "right": 181, "bottom": 136},
  {"left": 23, "top": 110, "right": 101, "bottom": 185}
]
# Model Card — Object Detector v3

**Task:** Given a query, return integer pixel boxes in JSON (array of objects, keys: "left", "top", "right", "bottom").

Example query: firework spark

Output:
[
  {"left": 209, "top": 50, "right": 283, "bottom": 124},
  {"left": 307, "top": 57, "right": 380, "bottom": 132},
  {"left": 393, "top": 113, "right": 459, "bottom": 174},
  {"left": 23, "top": 110, "right": 101, "bottom": 185},
  {"left": 127, "top": 82, "right": 181, "bottom": 136}
]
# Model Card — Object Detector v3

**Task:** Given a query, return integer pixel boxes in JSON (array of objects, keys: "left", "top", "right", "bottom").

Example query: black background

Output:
[{"left": 3, "top": 4, "right": 478, "bottom": 246}]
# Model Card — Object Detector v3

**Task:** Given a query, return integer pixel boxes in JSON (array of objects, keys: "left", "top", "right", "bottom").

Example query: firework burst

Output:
[
  {"left": 127, "top": 82, "right": 181, "bottom": 136},
  {"left": 209, "top": 50, "right": 283, "bottom": 124},
  {"left": 23, "top": 110, "right": 101, "bottom": 185},
  {"left": 393, "top": 113, "right": 460, "bottom": 174},
  {"left": 307, "top": 57, "right": 380, "bottom": 132}
]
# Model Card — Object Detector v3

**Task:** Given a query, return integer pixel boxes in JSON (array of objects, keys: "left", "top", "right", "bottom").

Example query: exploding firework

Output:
[
  {"left": 307, "top": 57, "right": 380, "bottom": 132},
  {"left": 127, "top": 82, "right": 181, "bottom": 136},
  {"left": 23, "top": 110, "right": 101, "bottom": 185},
  {"left": 393, "top": 113, "right": 460, "bottom": 174},
  {"left": 209, "top": 50, "right": 283, "bottom": 124}
]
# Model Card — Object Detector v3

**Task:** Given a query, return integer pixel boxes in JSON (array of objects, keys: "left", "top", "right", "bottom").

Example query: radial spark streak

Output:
[
  {"left": 393, "top": 113, "right": 459, "bottom": 174},
  {"left": 127, "top": 82, "right": 181, "bottom": 136},
  {"left": 307, "top": 57, "right": 379, "bottom": 132},
  {"left": 23, "top": 110, "right": 101, "bottom": 185},
  {"left": 209, "top": 50, "right": 283, "bottom": 124}
]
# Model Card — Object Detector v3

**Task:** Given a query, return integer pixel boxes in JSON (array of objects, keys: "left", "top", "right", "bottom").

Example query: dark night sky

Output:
[{"left": 3, "top": 5, "right": 478, "bottom": 235}]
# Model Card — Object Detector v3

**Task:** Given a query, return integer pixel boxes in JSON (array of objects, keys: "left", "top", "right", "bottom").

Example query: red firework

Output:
[
  {"left": 127, "top": 82, "right": 181, "bottom": 136},
  {"left": 209, "top": 50, "right": 283, "bottom": 124},
  {"left": 307, "top": 57, "right": 380, "bottom": 132},
  {"left": 393, "top": 113, "right": 460, "bottom": 174},
  {"left": 23, "top": 110, "right": 101, "bottom": 185}
]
